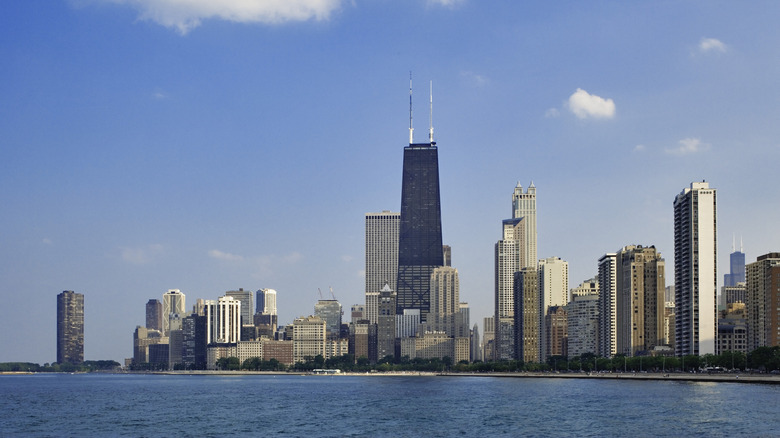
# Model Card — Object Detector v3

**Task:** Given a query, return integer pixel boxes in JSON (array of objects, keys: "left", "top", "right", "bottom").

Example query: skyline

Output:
[{"left": 2, "top": 1, "right": 780, "bottom": 364}]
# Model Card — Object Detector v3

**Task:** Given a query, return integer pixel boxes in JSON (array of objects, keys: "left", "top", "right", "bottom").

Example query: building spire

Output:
[
  {"left": 409, "top": 72, "right": 414, "bottom": 145},
  {"left": 429, "top": 80, "right": 434, "bottom": 144}
]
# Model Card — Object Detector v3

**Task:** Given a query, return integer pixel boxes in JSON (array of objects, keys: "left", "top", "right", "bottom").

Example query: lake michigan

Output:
[{"left": 2, "top": 373, "right": 778, "bottom": 437}]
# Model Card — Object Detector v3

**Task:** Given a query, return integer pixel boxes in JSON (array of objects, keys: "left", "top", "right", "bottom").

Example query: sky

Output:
[{"left": 2, "top": 0, "right": 780, "bottom": 364}]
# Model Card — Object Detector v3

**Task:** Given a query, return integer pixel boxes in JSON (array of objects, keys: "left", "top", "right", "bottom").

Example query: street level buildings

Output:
[
  {"left": 674, "top": 181, "right": 717, "bottom": 356},
  {"left": 57, "top": 290, "right": 84, "bottom": 364},
  {"left": 746, "top": 253, "right": 780, "bottom": 350}
]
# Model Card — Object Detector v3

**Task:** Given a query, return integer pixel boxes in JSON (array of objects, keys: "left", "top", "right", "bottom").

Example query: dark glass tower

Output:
[{"left": 396, "top": 142, "right": 444, "bottom": 320}]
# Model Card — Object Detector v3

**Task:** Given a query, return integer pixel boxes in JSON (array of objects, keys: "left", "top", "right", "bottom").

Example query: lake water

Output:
[{"left": 1, "top": 373, "right": 778, "bottom": 437}]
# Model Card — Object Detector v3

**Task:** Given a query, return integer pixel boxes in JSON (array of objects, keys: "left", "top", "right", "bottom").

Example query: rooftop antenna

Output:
[
  {"left": 732, "top": 234, "right": 736, "bottom": 252},
  {"left": 740, "top": 235, "right": 744, "bottom": 253},
  {"left": 429, "top": 80, "right": 434, "bottom": 144},
  {"left": 409, "top": 72, "right": 414, "bottom": 145}
]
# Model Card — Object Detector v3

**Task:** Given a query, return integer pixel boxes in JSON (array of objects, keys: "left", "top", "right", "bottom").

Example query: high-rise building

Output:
[
  {"left": 57, "top": 290, "right": 84, "bottom": 364},
  {"left": 615, "top": 245, "right": 666, "bottom": 356},
  {"left": 256, "top": 288, "right": 278, "bottom": 315},
  {"left": 350, "top": 304, "right": 366, "bottom": 324},
  {"left": 314, "top": 299, "right": 343, "bottom": 340},
  {"left": 427, "top": 266, "right": 459, "bottom": 336},
  {"left": 366, "top": 211, "right": 400, "bottom": 295},
  {"left": 512, "top": 182, "right": 537, "bottom": 267},
  {"left": 567, "top": 293, "right": 599, "bottom": 359},
  {"left": 162, "top": 289, "right": 186, "bottom": 336},
  {"left": 292, "top": 315, "right": 326, "bottom": 364},
  {"left": 146, "top": 299, "right": 162, "bottom": 332},
  {"left": 365, "top": 291, "right": 379, "bottom": 325},
  {"left": 746, "top": 252, "right": 780, "bottom": 350},
  {"left": 225, "top": 288, "right": 253, "bottom": 327},
  {"left": 545, "top": 306, "right": 568, "bottom": 359},
  {"left": 482, "top": 316, "right": 495, "bottom": 362},
  {"left": 514, "top": 268, "right": 540, "bottom": 364},
  {"left": 538, "top": 256, "right": 569, "bottom": 361},
  {"left": 495, "top": 217, "right": 524, "bottom": 360},
  {"left": 471, "top": 323, "right": 481, "bottom": 362},
  {"left": 598, "top": 253, "right": 618, "bottom": 358},
  {"left": 396, "top": 126, "right": 444, "bottom": 320},
  {"left": 674, "top": 181, "right": 717, "bottom": 356},
  {"left": 724, "top": 238, "right": 746, "bottom": 287},
  {"left": 205, "top": 296, "right": 241, "bottom": 345},
  {"left": 377, "top": 284, "right": 397, "bottom": 360}
]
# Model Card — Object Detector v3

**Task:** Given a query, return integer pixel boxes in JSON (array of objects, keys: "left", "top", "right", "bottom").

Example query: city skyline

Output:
[{"left": 3, "top": 1, "right": 780, "bottom": 364}]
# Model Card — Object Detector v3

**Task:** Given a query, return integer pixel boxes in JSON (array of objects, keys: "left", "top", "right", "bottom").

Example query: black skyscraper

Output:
[{"left": 396, "top": 141, "right": 444, "bottom": 320}]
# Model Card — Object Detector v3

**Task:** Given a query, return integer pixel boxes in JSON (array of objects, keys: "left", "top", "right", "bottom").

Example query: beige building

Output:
[
  {"left": 293, "top": 315, "right": 327, "bottom": 364},
  {"left": 426, "top": 266, "right": 460, "bottom": 336},
  {"left": 746, "top": 253, "right": 780, "bottom": 350},
  {"left": 616, "top": 245, "right": 666, "bottom": 356},
  {"left": 567, "top": 293, "right": 599, "bottom": 358},
  {"left": 401, "top": 331, "right": 469, "bottom": 363}
]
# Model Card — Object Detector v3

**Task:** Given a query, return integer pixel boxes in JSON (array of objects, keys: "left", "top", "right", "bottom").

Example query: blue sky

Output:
[{"left": 2, "top": 0, "right": 779, "bottom": 364}]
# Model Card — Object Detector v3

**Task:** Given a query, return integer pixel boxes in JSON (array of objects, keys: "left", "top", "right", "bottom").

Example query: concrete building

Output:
[
  {"left": 181, "top": 313, "right": 207, "bottom": 369},
  {"left": 365, "top": 291, "right": 379, "bottom": 325},
  {"left": 133, "top": 326, "right": 166, "bottom": 365},
  {"left": 495, "top": 213, "right": 526, "bottom": 360},
  {"left": 396, "top": 308, "right": 421, "bottom": 339},
  {"left": 365, "top": 211, "right": 400, "bottom": 294},
  {"left": 538, "top": 257, "right": 569, "bottom": 361},
  {"left": 292, "top": 315, "right": 327, "bottom": 364},
  {"left": 256, "top": 288, "right": 277, "bottom": 315},
  {"left": 746, "top": 253, "right": 780, "bottom": 350},
  {"left": 571, "top": 278, "right": 598, "bottom": 300},
  {"left": 262, "top": 339, "right": 294, "bottom": 366},
  {"left": 350, "top": 320, "right": 376, "bottom": 362},
  {"left": 718, "top": 302, "right": 748, "bottom": 355},
  {"left": 57, "top": 290, "right": 84, "bottom": 364},
  {"left": 350, "top": 304, "right": 366, "bottom": 324},
  {"left": 146, "top": 299, "right": 162, "bottom": 332},
  {"left": 471, "top": 323, "right": 481, "bottom": 362},
  {"left": 377, "top": 284, "right": 397, "bottom": 360},
  {"left": 545, "top": 305, "right": 568, "bottom": 359},
  {"left": 512, "top": 182, "right": 537, "bottom": 268},
  {"left": 401, "top": 331, "right": 470, "bottom": 363},
  {"left": 724, "top": 239, "right": 746, "bottom": 287},
  {"left": 162, "top": 289, "right": 186, "bottom": 336},
  {"left": 598, "top": 253, "right": 618, "bottom": 358},
  {"left": 616, "top": 245, "right": 666, "bottom": 356},
  {"left": 205, "top": 296, "right": 241, "bottom": 345},
  {"left": 427, "top": 266, "right": 459, "bottom": 336},
  {"left": 567, "top": 294, "right": 599, "bottom": 358},
  {"left": 482, "top": 316, "right": 495, "bottom": 363},
  {"left": 514, "top": 268, "right": 540, "bottom": 364},
  {"left": 674, "top": 181, "right": 717, "bottom": 356}
]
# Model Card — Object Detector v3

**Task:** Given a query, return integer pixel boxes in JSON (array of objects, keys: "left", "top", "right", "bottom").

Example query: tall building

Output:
[
  {"left": 57, "top": 290, "right": 84, "bottom": 364},
  {"left": 396, "top": 116, "right": 444, "bottom": 320},
  {"left": 538, "top": 256, "right": 569, "bottom": 361},
  {"left": 674, "top": 181, "right": 717, "bottom": 356},
  {"left": 615, "top": 245, "right": 666, "bottom": 356},
  {"left": 162, "top": 289, "right": 186, "bottom": 336},
  {"left": 495, "top": 217, "right": 524, "bottom": 360},
  {"left": 514, "top": 268, "right": 540, "bottom": 364},
  {"left": 512, "top": 182, "right": 537, "bottom": 267},
  {"left": 427, "top": 266, "right": 459, "bottom": 336},
  {"left": 598, "top": 253, "right": 618, "bottom": 357},
  {"left": 482, "top": 316, "right": 495, "bottom": 362},
  {"left": 293, "top": 315, "right": 327, "bottom": 364},
  {"left": 146, "top": 299, "right": 162, "bottom": 332},
  {"left": 366, "top": 211, "right": 400, "bottom": 295},
  {"left": 256, "top": 288, "right": 278, "bottom": 315},
  {"left": 724, "top": 238, "right": 746, "bottom": 287},
  {"left": 377, "top": 284, "right": 397, "bottom": 360},
  {"left": 746, "top": 252, "right": 780, "bottom": 350},
  {"left": 314, "top": 299, "right": 343, "bottom": 340},
  {"left": 205, "top": 296, "right": 241, "bottom": 345},
  {"left": 567, "top": 293, "right": 599, "bottom": 359},
  {"left": 225, "top": 288, "right": 253, "bottom": 327},
  {"left": 545, "top": 306, "right": 568, "bottom": 359}
]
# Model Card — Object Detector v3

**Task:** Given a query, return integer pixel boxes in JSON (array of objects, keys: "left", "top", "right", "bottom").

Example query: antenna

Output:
[
  {"left": 429, "top": 80, "right": 434, "bottom": 143},
  {"left": 409, "top": 72, "right": 414, "bottom": 145}
]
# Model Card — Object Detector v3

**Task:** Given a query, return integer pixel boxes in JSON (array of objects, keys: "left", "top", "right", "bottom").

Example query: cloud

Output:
[
  {"left": 545, "top": 108, "right": 560, "bottom": 118},
  {"left": 699, "top": 37, "right": 727, "bottom": 54},
  {"left": 151, "top": 90, "right": 168, "bottom": 100},
  {"left": 120, "top": 244, "right": 164, "bottom": 264},
  {"left": 633, "top": 144, "right": 646, "bottom": 152},
  {"left": 665, "top": 137, "right": 711, "bottom": 155},
  {"left": 208, "top": 249, "right": 244, "bottom": 262},
  {"left": 567, "top": 88, "right": 615, "bottom": 119},
  {"left": 460, "top": 71, "right": 488, "bottom": 87},
  {"left": 97, "top": 0, "right": 344, "bottom": 34},
  {"left": 427, "top": 0, "right": 466, "bottom": 7},
  {"left": 42, "top": 238, "right": 53, "bottom": 245}
]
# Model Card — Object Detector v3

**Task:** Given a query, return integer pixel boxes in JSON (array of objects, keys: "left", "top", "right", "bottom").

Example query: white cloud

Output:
[
  {"left": 460, "top": 71, "right": 488, "bottom": 87},
  {"left": 665, "top": 137, "right": 711, "bottom": 155},
  {"left": 120, "top": 244, "right": 164, "bottom": 264},
  {"left": 427, "top": 0, "right": 465, "bottom": 7},
  {"left": 151, "top": 90, "right": 168, "bottom": 100},
  {"left": 208, "top": 249, "right": 244, "bottom": 262},
  {"left": 699, "top": 37, "right": 727, "bottom": 54},
  {"left": 633, "top": 144, "right": 646, "bottom": 152},
  {"left": 545, "top": 108, "right": 560, "bottom": 118},
  {"left": 567, "top": 88, "right": 616, "bottom": 119},
  {"left": 42, "top": 238, "right": 53, "bottom": 245},
  {"left": 97, "top": 0, "right": 344, "bottom": 34},
  {"left": 341, "top": 255, "right": 353, "bottom": 263}
]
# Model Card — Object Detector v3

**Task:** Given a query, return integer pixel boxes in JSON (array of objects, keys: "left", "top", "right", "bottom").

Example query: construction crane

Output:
[
  {"left": 317, "top": 288, "right": 323, "bottom": 300},
  {"left": 329, "top": 286, "right": 336, "bottom": 300}
]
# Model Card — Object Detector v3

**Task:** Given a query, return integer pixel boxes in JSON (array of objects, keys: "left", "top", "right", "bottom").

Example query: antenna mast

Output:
[
  {"left": 429, "top": 81, "right": 434, "bottom": 143},
  {"left": 409, "top": 72, "right": 414, "bottom": 145}
]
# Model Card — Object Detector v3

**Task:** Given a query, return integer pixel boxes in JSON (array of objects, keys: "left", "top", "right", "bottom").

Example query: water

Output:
[{"left": 1, "top": 373, "right": 778, "bottom": 437}]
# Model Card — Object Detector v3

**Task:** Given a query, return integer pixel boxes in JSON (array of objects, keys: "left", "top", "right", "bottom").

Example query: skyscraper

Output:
[
  {"left": 514, "top": 268, "right": 540, "bottom": 363},
  {"left": 365, "top": 211, "right": 400, "bottom": 294},
  {"left": 377, "top": 284, "right": 397, "bottom": 360},
  {"left": 146, "top": 299, "right": 162, "bottom": 332},
  {"left": 512, "top": 182, "right": 537, "bottom": 267},
  {"left": 598, "top": 253, "right": 618, "bottom": 358},
  {"left": 538, "top": 256, "right": 569, "bottom": 361},
  {"left": 495, "top": 217, "right": 524, "bottom": 360},
  {"left": 746, "top": 252, "right": 780, "bottom": 350},
  {"left": 256, "top": 288, "right": 278, "bottom": 316},
  {"left": 724, "top": 237, "right": 746, "bottom": 287},
  {"left": 225, "top": 288, "right": 253, "bottom": 327},
  {"left": 162, "top": 289, "right": 186, "bottom": 336},
  {"left": 314, "top": 299, "right": 343, "bottom": 340},
  {"left": 396, "top": 111, "right": 444, "bottom": 321},
  {"left": 427, "top": 266, "right": 460, "bottom": 336},
  {"left": 674, "top": 181, "right": 717, "bottom": 356},
  {"left": 57, "top": 290, "right": 84, "bottom": 364}
]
